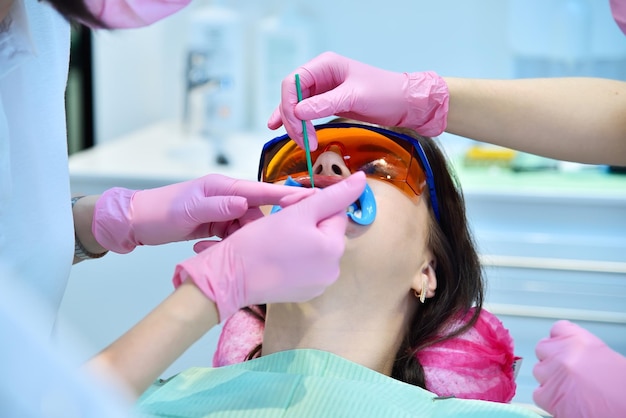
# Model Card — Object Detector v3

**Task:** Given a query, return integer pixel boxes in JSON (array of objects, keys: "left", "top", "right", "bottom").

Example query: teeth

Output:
[
  {"left": 345, "top": 183, "right": 376, "bottom": 226},
  {"left": 346, "top": 202, "right": 362, "bottom": 219}
]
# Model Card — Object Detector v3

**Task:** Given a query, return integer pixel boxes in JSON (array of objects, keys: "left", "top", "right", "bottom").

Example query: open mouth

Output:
[
  {"left": 273, "top": 175, "right": 377, "bottom": 225},
  {"left": 292, "top": 175, "right": 343, "bottom": 189}
]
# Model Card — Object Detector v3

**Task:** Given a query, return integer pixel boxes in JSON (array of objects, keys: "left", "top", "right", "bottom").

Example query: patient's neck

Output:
[{"left": 262, "top": 288, "right": 415, "bottom": 376}]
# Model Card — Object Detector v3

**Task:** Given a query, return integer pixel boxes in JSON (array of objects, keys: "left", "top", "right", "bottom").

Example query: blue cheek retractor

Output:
[{"left": 271, "top": 176, "right": 377, "bottom": 225}]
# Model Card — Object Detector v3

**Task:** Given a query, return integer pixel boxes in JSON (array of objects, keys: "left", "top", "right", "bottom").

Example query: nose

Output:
[{"left": 312, "top": 151, "right": 351, "bottom": 178}]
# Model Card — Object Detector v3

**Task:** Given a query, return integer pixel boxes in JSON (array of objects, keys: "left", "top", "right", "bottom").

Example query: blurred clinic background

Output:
[{"left": 59, "top": 0, "right": 626, "bottom": 406}]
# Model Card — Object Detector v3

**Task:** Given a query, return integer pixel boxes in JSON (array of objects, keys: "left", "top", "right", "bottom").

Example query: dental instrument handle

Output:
[{"left": 295, "top": 73, "right": 315, "bottom": 188}]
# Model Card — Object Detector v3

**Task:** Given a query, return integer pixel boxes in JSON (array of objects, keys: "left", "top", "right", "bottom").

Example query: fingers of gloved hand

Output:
[
  {"left": 267, "top": 61, "right": 317, "bottom": 131},
  {"left": 267, "top": 105, "right": 285, "bottom": 131},
  {"left": 300, "top": 119, "right": 318, "bottom": 151},
  {"left": 532, "top": 353, "right": 560, "bottom": 385},
  {"left": 532, "top": 322, "right": 626, "bottom": 418},
  {"left": 534, "top": 335, "right": 561, "bottom": 362},
  {"left": 268, "top": 108, "right": 317, "bottom": 150},
  {"left": 227, "top": 207, "right": 265, "bottom": 233},
  {"left": 204, "top": 207, "right": 265, "bottom": 239},
  {"left": 315, "top": 210, "right": 349, "bottom": 249},
  {"left": 290, "top": 51, "right": 352, "bottom": 96},
  {"left": 186, "top": 196, "right": 249, "bottom": 225},
  {"left": 278, "top": 188, "right": 319, "bottom": 208},
  {"left": 282, "top": 54, "right": 358, "bottom": 150},
  {"left": 535, "top": 321, "right": 577, "bottom": 361},
  {"left": 532, "top": 354, "right": 573, "bottom": 415},
  {"left": 174, "top": 172, "right": 365, "bottom": 323},
  {"left": 548, "top": 319, "right": 582, "bottom": 338},
  {"left": 269, "top": 75, "right": 309, "bottom": 148},
  {"left": 239, "top": 174, "right": 365, "bottom": 303},
  {"left": 278, "top": 171, "right": 366, "bottom": 225},
  {"left": 532, "top": 385, "right": 559, "bottom": 415},
  {"left": 239, "top": 207, "right": 265, "bottom": 225},
  {"left": 293, "top": 83, "right": 359, "bottom": 123},
  {"left": 193, "top": 240, "right": 220, "bottom": 254},
  {"left": 268, "top": 52, "right": 351, "bottom": 148},
  {"left": 220, "top": 177, "right": 315, "bottom": 207}
]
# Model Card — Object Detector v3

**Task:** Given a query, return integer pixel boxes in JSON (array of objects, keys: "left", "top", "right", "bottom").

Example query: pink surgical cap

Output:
[
  {"left": 416, "top": 308, "right": 517, "bottom": 403},
  {"left": 213, "top": 307, "right": 518, "bottom": 403}
]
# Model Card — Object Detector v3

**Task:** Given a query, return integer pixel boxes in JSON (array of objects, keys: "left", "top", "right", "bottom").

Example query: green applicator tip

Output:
[{"left": 295, "top": 73, "right": 315, "bottom": 188}]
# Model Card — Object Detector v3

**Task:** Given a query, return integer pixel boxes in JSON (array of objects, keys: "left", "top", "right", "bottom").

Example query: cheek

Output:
[
  {"left": 347, "top": 181, "right": 429, "bottom": 275},
  {"left": 373, "top": 181, "right": 425, "bottom": 239}
]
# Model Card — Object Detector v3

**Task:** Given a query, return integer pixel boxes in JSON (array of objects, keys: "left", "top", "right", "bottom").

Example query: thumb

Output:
[
  {"left": 291, "top": 172, "right": 366, "bottom": 223},
  {"left": 316, "top": 209, "right": 349, "bottom": 238},
  {"left": 267, "top": 107, "right": 283, "bottom": 130}
]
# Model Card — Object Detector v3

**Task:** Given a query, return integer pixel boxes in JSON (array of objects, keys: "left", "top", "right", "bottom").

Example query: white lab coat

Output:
[
  {"left": 0, "top": 269, "right": 132, "bottom": 417},
  {"left": 0, "top": 0, "right": 74, "bottom": 334}
]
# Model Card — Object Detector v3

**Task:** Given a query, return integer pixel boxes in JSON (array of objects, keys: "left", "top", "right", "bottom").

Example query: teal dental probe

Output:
[{"left": 295, "top": 73, "right": 315, "bottom": 188}]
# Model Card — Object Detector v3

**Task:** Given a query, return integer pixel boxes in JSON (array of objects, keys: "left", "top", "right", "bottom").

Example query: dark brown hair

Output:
[
  {"left": 43, "top": 0, "right": 108, "bottom": 28},
  {"left": 246, "top": 119, "right": 484, "bottom": 390},
  {"left": 387, "top": 124, "right": 483, "bottom": 388}
]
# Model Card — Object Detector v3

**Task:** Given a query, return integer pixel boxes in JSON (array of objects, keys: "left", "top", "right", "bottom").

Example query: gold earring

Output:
[{"left": 414, "top": 276, "right": 428, "bottom": 303}]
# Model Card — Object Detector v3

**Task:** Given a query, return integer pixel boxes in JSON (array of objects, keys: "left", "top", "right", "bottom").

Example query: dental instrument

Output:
[{"left": 295, "top": 73, "right": 315, "bottom": 188}]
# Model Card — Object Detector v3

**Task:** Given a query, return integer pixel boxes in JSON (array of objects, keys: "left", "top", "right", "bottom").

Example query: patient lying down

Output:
[{"left": 135, "top": 120, "right": 539, "bottom": 417}]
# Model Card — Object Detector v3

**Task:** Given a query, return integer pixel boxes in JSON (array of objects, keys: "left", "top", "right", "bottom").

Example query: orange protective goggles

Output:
[{"left": 258, "top": 122, "right": 440, "bottom": 221}]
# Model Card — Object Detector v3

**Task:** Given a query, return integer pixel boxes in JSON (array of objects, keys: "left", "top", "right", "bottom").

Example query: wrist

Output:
[
  {"left": 72, "top": 195, "right": 109, "bottom": 260},
  {"left": 405, "top": 71, "right": 449, "bottom": 136},
  {"left": 173, "top": 245, "right": 238, "bottom": 323},
  {"left": 169, "top": 280, "right": 220, "bottom": 328},
  {"left": 92, "top": 187, "right": 138, "bottom": 254}
]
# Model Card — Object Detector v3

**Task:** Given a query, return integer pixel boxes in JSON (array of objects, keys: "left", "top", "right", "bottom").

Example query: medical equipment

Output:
[
  {"left": 185, "top": 2, "right": 246, "bottom": 165},
  {"left": 295, "top": 73, "right": 315, "bottom": 187},
  {"left": 258, "top": 122, "right": 441, "bottom": 222}
]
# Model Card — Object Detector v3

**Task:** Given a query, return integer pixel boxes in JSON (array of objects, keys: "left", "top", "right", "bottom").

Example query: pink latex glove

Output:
[
  {"left": 533, "top": 320, "right": 626, "bottom": 418},
  {"left": 93, "top": 174, "right": 313, "bottom": 254},
  {"left": 267, "top": 51, "right": 449, "bottom": 150},
  {"left": 610, "top": 0, "right": 626, "bottom": 35},
  {"left": 84, "top": 0, "right": 190, "bottom": 28},
  {"left": 172, "top": 172, "right": 367, "bottom": 322}
]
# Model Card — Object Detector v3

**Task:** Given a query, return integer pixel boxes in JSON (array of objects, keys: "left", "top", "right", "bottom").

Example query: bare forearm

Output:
[
  {"left": 84, "top": 281, "right": 219, "bottom": 398},
  {"left": 444, "top": 77, "right": 626, "bottom": 165}
]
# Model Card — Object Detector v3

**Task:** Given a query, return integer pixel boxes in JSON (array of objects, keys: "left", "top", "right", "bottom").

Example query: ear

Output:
[{"left": 411, "top": 257, "right": 437, "bottom": 300}]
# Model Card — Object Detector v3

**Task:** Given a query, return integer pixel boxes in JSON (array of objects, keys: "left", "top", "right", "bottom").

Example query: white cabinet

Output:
[{"left": 460, "top": 168, "right": 626, "bottom": 404}]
